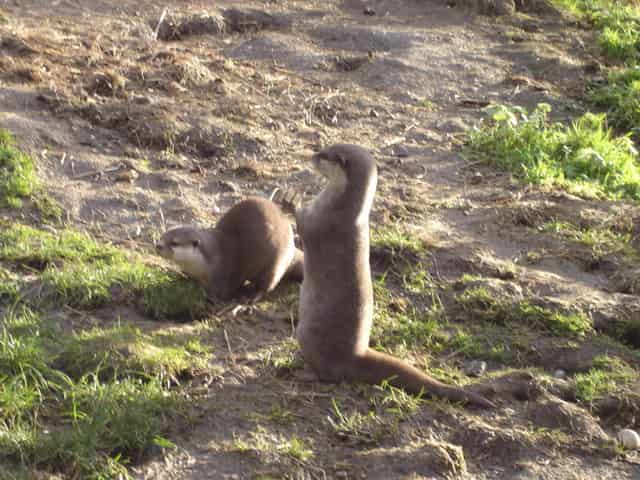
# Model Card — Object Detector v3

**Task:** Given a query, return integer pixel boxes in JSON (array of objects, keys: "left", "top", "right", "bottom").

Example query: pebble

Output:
[
  {"left": 391, "top": 145, "right": 409, "bottom": 158},
  {"left": 617, "top": 429, "right": 640, "bottom": 450},
  {"left": 553, "top": 369, "right": 566, "bottom": 379},
  {"left": 465, "top": 360, "right": 487, "bottom": 377}
]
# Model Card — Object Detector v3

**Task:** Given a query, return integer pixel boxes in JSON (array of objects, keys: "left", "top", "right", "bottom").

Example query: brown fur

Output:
[
  {"left": 295, "top": 144, "right": 495, "bottom": 408},
  {"left": 157, "top": 197, "right": 303, "bottom": 302}
]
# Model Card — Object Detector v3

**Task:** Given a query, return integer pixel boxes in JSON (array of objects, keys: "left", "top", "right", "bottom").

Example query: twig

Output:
[
  {"left": 269, "top": 64, "right": 325, "bottom": 87},
  {"left": 71, "top": 165, "right": 121, "bottom": 180},
  {"left": 154, "top": 8, "right": 168, "bottom": 41},
  {"left": 383, "top": 136, "right": 405, "bottom": 148},
  {"left": 223, "top": 328, "right": 232, "bottom": 354}
]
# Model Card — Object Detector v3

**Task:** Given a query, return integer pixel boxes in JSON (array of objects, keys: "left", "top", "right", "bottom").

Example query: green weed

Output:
[
  {"left": 590, "top": 68, "right": 640, "bottom": 138},
  {"left": 466, "top": 103, "right": 640, "bottom": 201},
  {"left": 371, "top": 226, "right": 425, "bottom": 259},
  {"left": 0, "top": 130, "right": 61, "bottom": 220},
  {"left": 554, "top": 0, "right": 640, "bottom": 63},
  {"left": 327, "top": 398, "right": 394, "bottom": 444},
  {"left": 574, "top": 355, "right": 635, "bottom": 402}
]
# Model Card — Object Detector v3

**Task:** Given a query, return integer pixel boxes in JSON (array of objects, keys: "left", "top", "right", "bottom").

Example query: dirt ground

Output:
[{"left": 1, "top": 0, "right": 640, "bottom": 478}]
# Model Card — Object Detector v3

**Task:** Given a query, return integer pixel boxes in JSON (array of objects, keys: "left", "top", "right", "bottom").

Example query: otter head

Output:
[
  {"left": 310, "top": 144, "right": 377, "bottom": 224},
  {"left": 311, "top": 144, "right": 377, "bottom": 189},
  {"left": 156, "top": 226, "right": 213, "bottom": 283}
]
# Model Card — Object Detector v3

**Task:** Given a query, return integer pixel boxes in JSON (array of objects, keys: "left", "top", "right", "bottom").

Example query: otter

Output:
[
  {"left": 295, "top": 144, "right": 495, "bottom": 408},
  {"left": 157, "top": 197, "right": 304, "bottom": 302}
]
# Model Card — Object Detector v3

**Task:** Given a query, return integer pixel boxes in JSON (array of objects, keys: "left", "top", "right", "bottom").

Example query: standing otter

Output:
[
  {"left": 157, "top": 197, "right": 304, "bottom": 302},
  {"left": 296, "top": 144, "right": 495, "bottom": 408}
]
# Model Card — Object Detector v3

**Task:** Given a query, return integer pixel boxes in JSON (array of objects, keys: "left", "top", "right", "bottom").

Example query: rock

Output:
[
  {"left": 465, "top": 360, "right": 487, "bottom": 377},
  {"left": 617, "top": 429, "right": 640, "bottom": 450},
  {"left": 469, "top": 171, "right": 483, "bottom": 184},
  {"left": 392, "top": 145, "right": 409, "bottom": 158},
  {"left": 364, "top": 7, "right": 376, "bottom": 15},
  {"left": 553, "top": 369, "right": 566, "bottom": 379},
  {"left": 437, "top": 118, "right": 468, "bottom": 133}
]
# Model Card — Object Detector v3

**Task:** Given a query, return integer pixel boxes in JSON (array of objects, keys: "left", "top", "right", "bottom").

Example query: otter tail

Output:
[
  {"left": 283, "top": 248, "right": 304, "bottom": 282},
  {"left": 349, "top": 349, "right": 495, "bottom": 408}
]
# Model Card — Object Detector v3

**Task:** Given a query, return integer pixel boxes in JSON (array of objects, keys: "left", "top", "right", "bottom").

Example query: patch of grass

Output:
[
  {"left": 540, "top": 220, "right": 638, "bottom": 259},
  {"left": 0, "top": 266, "right": 21, "bottom": 304},
  {"left": 0, "top": 129, "right": 61, "bottom": 220},
  {"left": 574, "top": 355, "right": 635, "bottom": 402},
  {"left": 371, "top": 226, "right": 426, "bottom": 259},
  {"left": 590, "top": 68, "right": 640, "bottom": 138},
  {"left": 279, "top": 437, "right": 313, "bottom": 462},
  {"left": 554, "top": 0, "right": 640, "bottom": 63},
  {"left": 0, "top": 222, "right": 208, "bottom": 319},
  {"left": 466, "top": 103, "right": 640, "bottom": 201},
  {"left": 55, "top": 324, "right": 211, "bottom": 381},
  {"left": 33, "top": 374, "right": 182, "bottom": 477},
  {"left": 370, "top": 381, "right": 423, "bottom": 420},
  {"left": 457, "top": 286, "right": 593, "bottom": 336},
  {"left": 371, "top": 274, "right": 448, "bottom": 353},
  {"left": 327, "top": 398, "right": 395, "bottom": 445},
  {"left": 249, "top": 402, "right": 296, "bottom": 426},
  {"left": 0, "top": 308, "right": 185, "bottom": 478},
  {"left": 260, "top": 339, "right": 304, "bottom": 372},
  {"left": 446, "top": 325, "right": 528, "bottom": 364}
]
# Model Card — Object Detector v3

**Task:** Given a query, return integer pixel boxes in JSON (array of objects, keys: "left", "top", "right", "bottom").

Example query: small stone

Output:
[
  {"left": 465, "top": 360, "right": 487, "bottom": 377},
  {"left": 363, "top": 7, "right": 376, "bottom": 15},
  {"left": 369, "top": 108, "right": 379, "bottom": 118},
  {"left": 553, "top": 369, "right": 566, "bottom": 379},
  {"left": 469, "top": 171, "right": 483, "bottom": 184},
  {"left": 392, "top": 145, "right": 409, "bottom": 158},
  {"left": 335, "top": 472, "right": 348, "bottom": 479},
  {"left": 617, "top": 429, "right": 640, "bottom": 450},
  {"left": 438, "top": 118, "right": 468, "bottom": 133},
  {"left": 219, "top": 180, "right": 240, "bottom": 193},
  {"left": 114, "top": 169, "right": 139, "bottom": 183}
]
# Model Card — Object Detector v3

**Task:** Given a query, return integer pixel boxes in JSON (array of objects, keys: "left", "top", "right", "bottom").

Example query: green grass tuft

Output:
[
  {"left": 466, "top": 103, "right": 640, "bottom": 201},
  {"left": 0, "top": 129, "right": 62, "bottom": 220},
  {"left": 540, "top": 220, "right": 638, "bottom": 260},
  {"left": 553, "top": 0, "right": 640, "bottom": 63},
  {"left": 590, "top": 68, "right": 640, "bottom": 139},
  {"left": 574, "top": 355, "right": 635, "bottom": 402},
  {"left": 0, "top": 222, "right": 208, "bottom": 320},
  {"left": 457, "top": 286, "right": 593, "bottom": 336},
  {"left": 371, "top": 226, "right": 426, "bottom": 259},
  {"left": 0, "top": 306, "right": 186, "bottom": 478},
  {"left": 55, "top": 324, "right": 211, "bottom": 381},
  {"left": 0, "top": 130, "right": 37, "bottom": 208}
]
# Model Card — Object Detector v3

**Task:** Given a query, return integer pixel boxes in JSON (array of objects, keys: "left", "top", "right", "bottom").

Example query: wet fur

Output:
[{"left": 296, "top": 144, "right": 495, "bottom": 408}]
